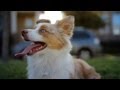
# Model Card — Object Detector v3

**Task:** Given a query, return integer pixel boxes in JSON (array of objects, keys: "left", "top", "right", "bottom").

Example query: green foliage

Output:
[
  {"left": 0, "top": 60, "right": 27, "bottom": 79},
  {"left": 64, "top": 11, "right": 105, "bottom": 29},
  {"left": 0, "top": 56, "right": 120, "bottom": 79},
  {"left": 87, "top": 56, "right": 120, "bottom": 79}
]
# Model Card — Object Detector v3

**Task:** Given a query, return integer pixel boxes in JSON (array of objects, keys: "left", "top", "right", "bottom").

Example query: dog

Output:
[{"left": 15, "top": 16, "right": 101, "bottom": 79}]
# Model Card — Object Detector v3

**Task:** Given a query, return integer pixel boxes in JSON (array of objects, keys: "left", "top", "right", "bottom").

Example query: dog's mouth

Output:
[{"left": 15, "top": 41, "right": 47, "bottom": 57}]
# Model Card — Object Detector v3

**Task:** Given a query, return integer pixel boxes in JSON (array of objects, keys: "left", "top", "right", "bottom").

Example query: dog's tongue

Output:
[{"left": 15, "top": 44, "right": 41, "bottom": 57}]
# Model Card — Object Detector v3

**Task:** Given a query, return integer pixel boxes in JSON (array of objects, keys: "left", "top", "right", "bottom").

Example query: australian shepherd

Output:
[{"left": 15, "top": 16, "right": 101, "bottom": 79}]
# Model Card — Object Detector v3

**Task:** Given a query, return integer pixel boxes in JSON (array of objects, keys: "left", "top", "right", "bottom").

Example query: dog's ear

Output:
[{"left": 56, "top": 16, "right": 75, "bottom": 37}]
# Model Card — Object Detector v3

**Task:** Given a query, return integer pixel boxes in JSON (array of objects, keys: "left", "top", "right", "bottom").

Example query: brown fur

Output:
[
  {"left": 43, "top": 33, "right": 66, "bottom": 49},
  {"left": 36, "top": 16, "right": 75, "bottom": 50},
  {"left": 38, "top": 17, "right": 101, "bottom": 79},
  {"left": 38, "top": 16, "right": 74, "bottom": 50},
  {"left": 39, "top": 24, "right": 67, "bottom": 50},
  {"left": 39, "top": 25, "right": 49, "bottom": 34},
  {"left": 71, "top": 59, "right": 101, "bottom": 79},
  {"left": 56, "top": 16, "right": 74, "bottom": 37},
  {"left": 23, "top": 16, "right": 101, "bottom": 79}
]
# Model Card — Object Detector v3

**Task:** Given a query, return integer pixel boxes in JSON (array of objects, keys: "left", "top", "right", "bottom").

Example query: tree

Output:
[{"left": 63, "top": 11, "right": 105, "bottom": 29}]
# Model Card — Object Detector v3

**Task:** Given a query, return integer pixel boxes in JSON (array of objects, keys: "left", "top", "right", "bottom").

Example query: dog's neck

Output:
[
  {"left": 27, "top": 43, "right": 72, "bottom": 70},
  {"left": 26, "top": 40, "right": 74, "bottom": 79},
  {"left": 27, "top": 38, "right": 72, "bottom": 61}
]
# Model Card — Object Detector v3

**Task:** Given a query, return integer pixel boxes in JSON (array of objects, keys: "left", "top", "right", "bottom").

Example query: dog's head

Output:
[{"left": 15, "top": 16, "right": 75, "bottom": 57}]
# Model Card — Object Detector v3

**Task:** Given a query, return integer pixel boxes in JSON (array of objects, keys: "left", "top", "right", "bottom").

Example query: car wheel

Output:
[{"left": 78, "top": 50, "right": 92, "bottom": 60}]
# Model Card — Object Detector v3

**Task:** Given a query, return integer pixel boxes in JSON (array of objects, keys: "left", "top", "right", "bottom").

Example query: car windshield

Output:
[{"left": 72, "top": 31, "right": 90, "bottom": 39}]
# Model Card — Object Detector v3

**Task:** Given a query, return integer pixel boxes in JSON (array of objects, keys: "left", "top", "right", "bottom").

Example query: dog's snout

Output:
[{"left": 21, "top": 30, "right": 28, "bottom": 36}]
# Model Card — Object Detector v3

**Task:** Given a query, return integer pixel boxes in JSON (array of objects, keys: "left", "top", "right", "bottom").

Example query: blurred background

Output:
[{"left": 0, "top": 11, "right": 120, "bottom": 79}]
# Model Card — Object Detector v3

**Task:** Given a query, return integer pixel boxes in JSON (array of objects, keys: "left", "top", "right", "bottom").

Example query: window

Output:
[
  {"left": 73, "top": 31, "right": 90, "bottom": 39},
  {"left": 112, "top": 13, "right": 120, "bottom": 35},
  {"left": 25, "top": 18, "right": 33, "bottom": 28}
]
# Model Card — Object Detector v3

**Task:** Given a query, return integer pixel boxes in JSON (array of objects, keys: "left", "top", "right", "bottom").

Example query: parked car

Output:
[{"left": 71, "top": 27, "right": 102, "bottom": 60}]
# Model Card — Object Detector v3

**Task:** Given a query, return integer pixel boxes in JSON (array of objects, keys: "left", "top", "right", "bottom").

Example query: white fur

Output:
[
  {"left": 27, "top": 39, "right": 75, "bottom": 79},
  {"left": 25, "top": 29, "right": 44, "bottom": 42},
  {"left": 25, "top": 16, "right": 76, "bottom": 79}
]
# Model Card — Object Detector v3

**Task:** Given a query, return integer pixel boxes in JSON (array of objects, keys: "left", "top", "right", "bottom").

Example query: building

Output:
[
  {"left": 97, "top": 11, "right": 120, "bottom": 41},
  {"left": 0, "top": 11, "right": 43, "bottom": 58},
  {"left": 96, "top": 11, "right": 120, "bottom": 54},
  {"left": 10, "top": 11, "right": 43, "bottom": 43}
]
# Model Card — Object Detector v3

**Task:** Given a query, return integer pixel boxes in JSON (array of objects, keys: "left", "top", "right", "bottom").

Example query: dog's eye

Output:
[{"left": 40, "top": 29, "right": 46, "bottom": 33}]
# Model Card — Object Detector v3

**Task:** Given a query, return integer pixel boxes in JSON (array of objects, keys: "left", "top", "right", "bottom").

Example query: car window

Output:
[{"left": 73, "top": 31, "right": 90, "bottom": 39}]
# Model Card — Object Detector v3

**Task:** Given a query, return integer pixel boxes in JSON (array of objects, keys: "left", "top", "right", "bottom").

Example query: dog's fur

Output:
[{"left": 22, "top": 16, "right": 101, "bottom": 79}]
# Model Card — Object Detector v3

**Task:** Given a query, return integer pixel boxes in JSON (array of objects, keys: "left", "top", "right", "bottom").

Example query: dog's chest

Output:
[{"left": 27, "top": 55, "right": 74, "bottom": 79}]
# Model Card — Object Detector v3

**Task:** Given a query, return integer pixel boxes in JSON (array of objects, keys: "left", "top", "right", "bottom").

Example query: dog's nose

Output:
[{"left": 21, "top": 30, "right": 28, "bottom": 36}]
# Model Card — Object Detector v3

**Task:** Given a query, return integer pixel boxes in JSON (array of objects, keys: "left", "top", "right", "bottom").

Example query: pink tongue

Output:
[{"left": 15, "top": 44, "right": 41, "bottom": 57}]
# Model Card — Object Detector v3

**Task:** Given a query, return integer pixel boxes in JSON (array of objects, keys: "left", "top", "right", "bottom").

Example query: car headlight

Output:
[{"left": 94, "top": 38, "right": 100, "bottom": 45}]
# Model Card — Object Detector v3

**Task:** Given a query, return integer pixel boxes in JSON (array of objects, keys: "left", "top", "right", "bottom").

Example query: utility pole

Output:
[
  {"left": 2, "top": 11, "right": 10, "bottom": 62},
  {"left": 108, "top": 11, "right": 113, "bottom": 36}
]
